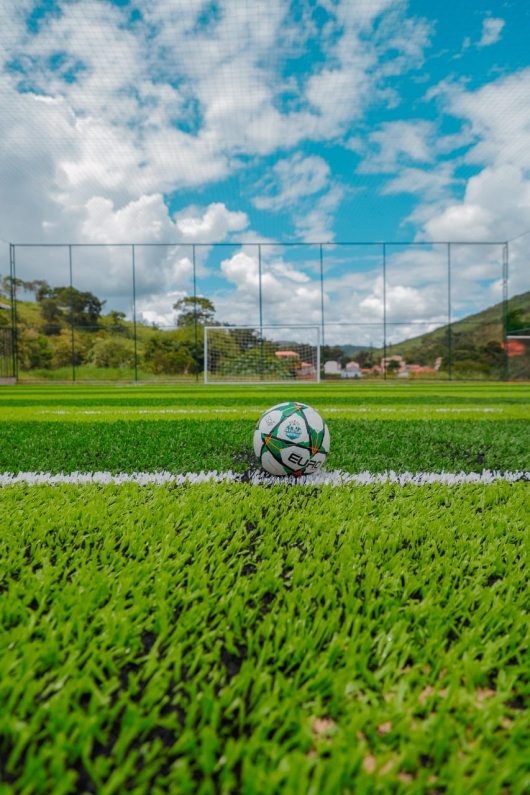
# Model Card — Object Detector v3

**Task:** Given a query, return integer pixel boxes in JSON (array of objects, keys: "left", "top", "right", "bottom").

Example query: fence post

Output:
[
  {"left": 447, "top": 243, "right": 452, "bottom": 381},
  {"left": 383, "top": 243, "right": 387, "bottom": 380},
  {"left": 9, "top": 244, "right": 17, "bottom": 380},
  {"left": 132, "top": 245, "right": 138, "bottom": 382},
  {"left": 204, "top": 326, "right": 208, "bottom": 384},
  {"left": 502, "top": 243, "right": 509, "bottom": 381},
  {"left": 319, "top": 243, "right": 325, "bottom": 347},
  {"left": 192, "top": 244, "right": 198, "bottom": 382},
  {"left": 258, "top": 244, "right": 263, "bottom": 381},
  {"left": 69, "top": 245, "right": 75, "bottom": 382}
]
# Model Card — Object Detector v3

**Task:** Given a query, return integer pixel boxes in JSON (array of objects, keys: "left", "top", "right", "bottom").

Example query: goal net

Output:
[{"left": 204, "top": 326, "right": 320, "bottom": 384}]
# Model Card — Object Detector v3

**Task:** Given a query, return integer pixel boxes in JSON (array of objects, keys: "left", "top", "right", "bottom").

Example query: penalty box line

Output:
[{"left": 0, "top": 470, "right": 528, "bottom": 487}]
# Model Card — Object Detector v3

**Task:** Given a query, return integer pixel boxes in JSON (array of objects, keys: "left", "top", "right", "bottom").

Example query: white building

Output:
[
  {"left": 341, "top": 361, "right": 362, "bottom": 379},
  {"left": 324, "top": 360, "right": 341, "bottom": 375}
]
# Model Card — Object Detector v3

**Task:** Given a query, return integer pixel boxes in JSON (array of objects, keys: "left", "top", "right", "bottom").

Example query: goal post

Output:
[{"left": 204, "top": 326, "right": 321, "bottom": 384}]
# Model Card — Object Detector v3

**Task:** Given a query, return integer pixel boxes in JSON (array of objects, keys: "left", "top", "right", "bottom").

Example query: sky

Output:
[{"left": 0, "top": 0, "right": 529, "bottom": 345}]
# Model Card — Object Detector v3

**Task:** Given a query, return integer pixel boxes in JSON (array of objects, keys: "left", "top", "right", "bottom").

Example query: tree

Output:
[
  {"left": 51, "top": 330, "right": 89, "bottom": 368},
  {"left": 357, "top": 349, "right": 375, "bottom": 368},
  {"left": 144, "top": 330, "right": 197, "bottom": 375},
  {"left": 18, "top": 329, "right": 54, "bottom": 371},
  {"left": 506, "top": 307, "right": 525, "bottom": 334},
  {"left": 36, "top": 282, "right": 53, "bottom": 301},
  {"left": 40, "top": 298, "right": 63, "bottom": 334},
  {"left": 322, "top": 345, "right": 344, "bottom": 362},
  {"left": 173, "top": 296, "right": 215, "bottom": 327},
  {"left": 386, "top": 358, "right": 401, "bottom": 375},
  {"left": 108, "top": 310, "right": 128, "bottom": 336},
  {"left": 24, "top": 279, "right": 49, "bottom": 299},
  {"left": 90, "top": 337, "right": 135, "bottom": 369},
  {"left": 109, "top": 310, "right": 126, "bottom": 325},
  {"left": 227, "top": 327, "right": 261, "bottom": 353},
  {"left": 481, "top": 339, "right": 503, "bottom": 369},
  {"left": 37, "top": 286, "right": 106, "bottom": 329},
  {"left": 2, "top": 276, "right": 24, "bottom": 298}
]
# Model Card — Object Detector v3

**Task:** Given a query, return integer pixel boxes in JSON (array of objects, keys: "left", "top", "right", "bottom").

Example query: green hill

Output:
[{"left": 378, "top": 291, "right": 530, "bottom": 378}]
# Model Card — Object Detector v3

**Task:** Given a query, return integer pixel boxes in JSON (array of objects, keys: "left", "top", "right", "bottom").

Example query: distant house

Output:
[
  {"left": 505, "top": 340, "right": 525, "bottom": 357},
  {"left": 275, "top": 350, "right": 300, "bottom": 359},
  {"left": 362, "top": 365, "right": 381, "bottom": 375},
  {"left": 408, "top": 357, "right": 443, "bottom": 375},
  {"left": 0, "top": 301, "right": 11, "bottom": 311},
  {"left": 341, "top": 361, "right": 362, "bottom": 379},
  {"left": 324, "top": 360, "right": 341, "bottom": 375},
  {"left": 300, "top": 361, "right": 316, "bottom": 377},
  {"left": 275, "top": 349, "right": 315, "bottom": 378}
]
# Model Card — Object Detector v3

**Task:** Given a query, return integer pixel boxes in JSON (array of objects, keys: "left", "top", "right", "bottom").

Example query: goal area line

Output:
[{"left": 1, "top": 470, "right": 527, "bottom": 487}]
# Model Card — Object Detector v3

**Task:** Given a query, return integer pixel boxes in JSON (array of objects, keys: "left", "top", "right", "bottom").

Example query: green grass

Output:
[
  {"left": 17, "top": 366, "right": 163, "bottom": 383},
  {"left": 0, "top": 383, "right": 528, "bottom": 794},
  {"left": 0, "top": 482, "right": 528, "bottom": 795},
  {"left": 1, "top": 419, "right": 528, "bottom": 474},
  {"left": 1, "top": 382, "right": 529, "bottom": 422}
]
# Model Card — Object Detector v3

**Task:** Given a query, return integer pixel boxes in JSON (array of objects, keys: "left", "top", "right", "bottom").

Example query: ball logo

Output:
[
  {"left": 264, "top": 413, "right": 276, "bottom": 427},
  {"left": 285, "top": 420, "right": 302, "bottom": 440}
]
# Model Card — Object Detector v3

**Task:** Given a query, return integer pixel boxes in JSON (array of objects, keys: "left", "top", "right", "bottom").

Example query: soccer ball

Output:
[{"left": 253, "top": 401, "right": 330, "bottom": 477}]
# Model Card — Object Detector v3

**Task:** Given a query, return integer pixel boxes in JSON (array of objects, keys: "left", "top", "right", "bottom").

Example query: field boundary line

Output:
[{"left": 1, "top": 470, "right": 528, "bottom": 487}]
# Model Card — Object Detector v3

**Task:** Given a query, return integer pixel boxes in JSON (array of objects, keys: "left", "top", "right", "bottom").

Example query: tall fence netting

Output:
[{"left": 1, "top": 240, "right": 526, "bottom": 382}]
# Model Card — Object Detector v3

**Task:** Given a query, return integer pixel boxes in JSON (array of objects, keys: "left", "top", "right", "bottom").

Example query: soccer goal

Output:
[{"left": 204, "top": 326, "right": 321, "bottom": 384}]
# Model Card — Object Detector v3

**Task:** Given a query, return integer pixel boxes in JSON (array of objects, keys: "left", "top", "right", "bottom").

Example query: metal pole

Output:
[
  {"left": 69, "top": 245, "right": 75, "bottom": 382},
  {"left": 9, "top": 244, "right": 17, "bottom": 380},
  {"left": 12, "top": 245, "right": 18, "bottom": 380},
  {"left": 502, "top": 243, "right": 509, "bottom": 382},
  {"left": 383, "top": 243, "right": 387, "bottom": 380},
  {"left": 203, "top": 325, "right": 208, "bottom": 385},
  {"left": 192, "top": 244, "right": 198, "bottom": 382},
  {"left": 319, "top": 244, "right": 325, "bottom": 347},
  {"left": 132, "top": 245, "right": 138, "bottom": 382},
  {"left": 316, "top": 326, "right": 321, "bottom": 384},
  {"left": 447, "top": 243, "right": 452, "bottom": 381},
  {"left": 258, "top": 244, "right": 263, "bottom": 381}
]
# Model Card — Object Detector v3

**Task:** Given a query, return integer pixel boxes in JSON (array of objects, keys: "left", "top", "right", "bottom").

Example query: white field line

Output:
[
  {"left": 35, "top": 406, "right": 505, "bottom": 416},
  {"left": 0, "top": 470, "right": 527, "bottom": 487}
]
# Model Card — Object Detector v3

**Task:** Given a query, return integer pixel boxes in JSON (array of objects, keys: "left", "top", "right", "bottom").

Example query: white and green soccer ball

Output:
[{"left": 253, "top": 401, "right": 330, "bottom": 477}]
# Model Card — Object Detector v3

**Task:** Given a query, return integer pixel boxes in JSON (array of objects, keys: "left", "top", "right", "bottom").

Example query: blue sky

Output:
[{"left": 0, "top": 0, "right": 529, "bottom": 343}]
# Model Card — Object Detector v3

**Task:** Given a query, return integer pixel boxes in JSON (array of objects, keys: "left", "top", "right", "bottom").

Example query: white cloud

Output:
[
  {"left": 477, "top": 17, "right": 505, "bottom": 48},
  {"left": 253, "top": 153, "right": 331, "bottom": 211},
  {"left": 0, "top": 0, "right": 435, "bottom": 254},
  {"left": 218, "top": 250, "right": 322, "bottom": 327},
  {"left": 357, "top": 120, "right": 435, "bottom": 173},
  {"left": 382, "top": 164, "right": 457, "bottom": 201},
  {"left": 416, "top": 70, "right": 530, "bottom": 294},
  {"left": 448, "top": 69, "right": 530, "bottom": 170},
  {"left": 424, "top": 164, "right": 530, "bottom": 242},
  {"left": 392, "top": 67, "right": 530, "bottom": 305},
  {"left": 173, "top": 203, "right": 249, "bottom": 243},
  {"left": 293, "top": 185, "right": 346, "bottom": 242}
]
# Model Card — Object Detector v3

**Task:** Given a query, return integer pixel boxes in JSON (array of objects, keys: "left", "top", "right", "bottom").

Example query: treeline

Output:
[{"left": 0, "top": 276, "right": 218, "bottom": 375}]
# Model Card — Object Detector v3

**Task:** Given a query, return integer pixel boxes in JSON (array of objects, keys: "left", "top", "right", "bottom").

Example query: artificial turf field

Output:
[{"left": 0, "top": 383, "right": 528, "bottom": 795}]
